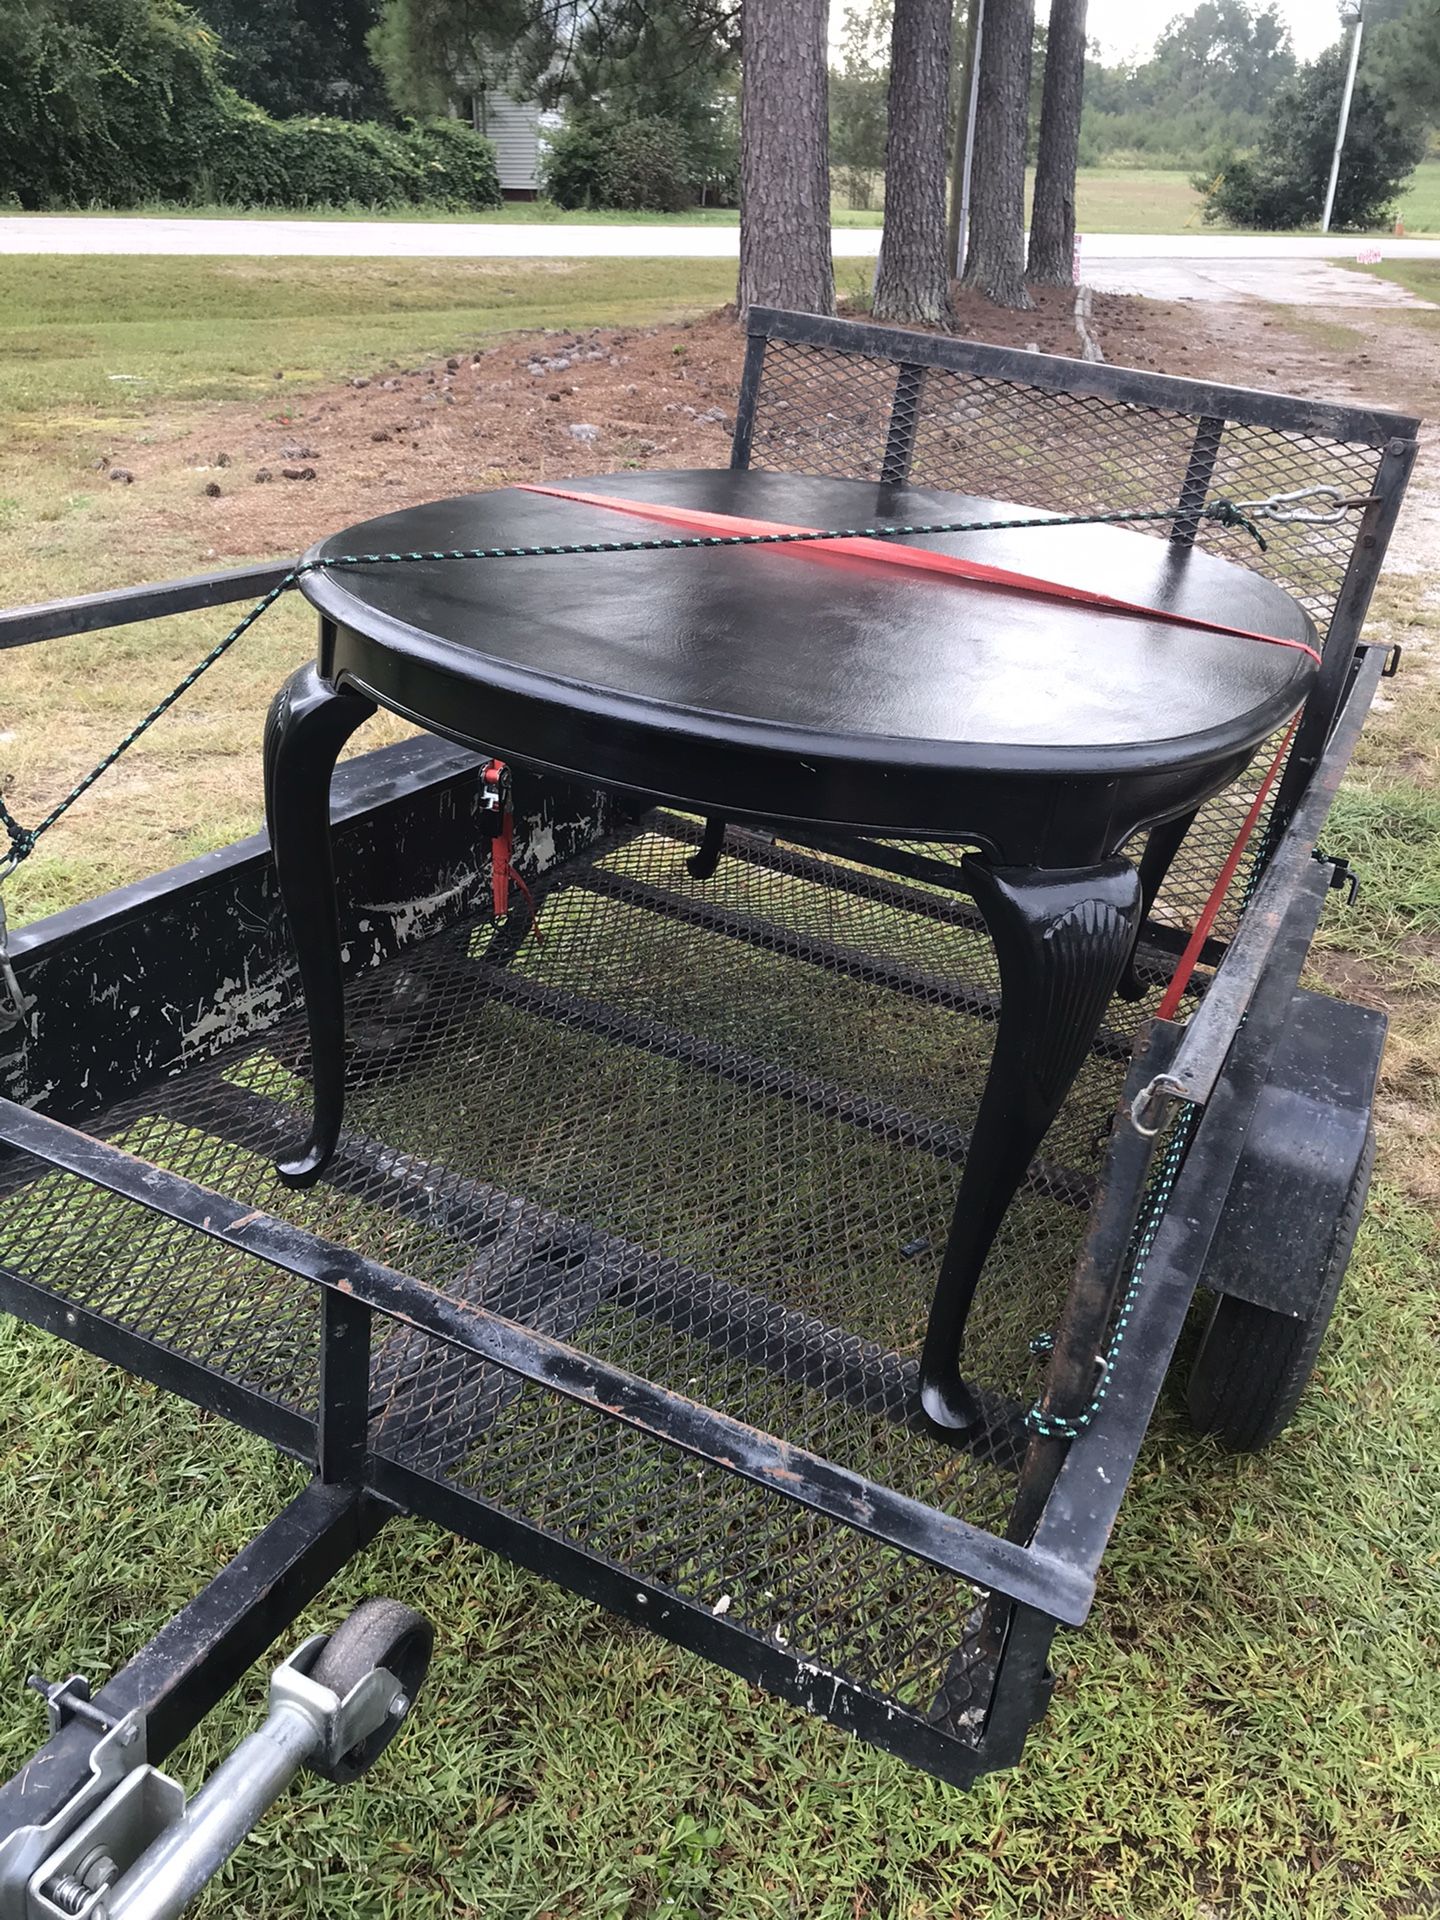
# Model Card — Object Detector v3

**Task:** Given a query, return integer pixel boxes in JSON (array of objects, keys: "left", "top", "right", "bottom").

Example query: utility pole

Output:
[
  {"left": 947, "top": 0, "right": 985, "bottom": 276},
  {"left": 1321, "top": 2, "right": 1364, "bottom": 235}
]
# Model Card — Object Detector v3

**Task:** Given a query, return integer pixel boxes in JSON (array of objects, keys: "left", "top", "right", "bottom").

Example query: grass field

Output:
[
  {"left": 16, "top": 160, "right": 1440, "bottom": 235},
  {"left": 0, "top": 255, "right": 737, "bottom": 430},
  {"left": 1361, "top": 257, "right": 1440, "bottom": 303},
  {"left": 0, "top": 261, "right": 1438, "bottom": 1919}
]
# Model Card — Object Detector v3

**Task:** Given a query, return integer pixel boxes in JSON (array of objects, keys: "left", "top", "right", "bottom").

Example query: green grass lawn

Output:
[
  {"left": 0, "top": 255, "right": 737, "bottom": 429},
  {"left": 20, "top": 197, "right": 883, "bottom": 227},
  {"left": 1357, "top": 257, "right": 1440, "bottom": 304},
  {"left": 14, "top": 160, "right": 1440, "bottom": 236},
  {"left": 0, "top": 261, "right": 1438, "bottom": 1919}
]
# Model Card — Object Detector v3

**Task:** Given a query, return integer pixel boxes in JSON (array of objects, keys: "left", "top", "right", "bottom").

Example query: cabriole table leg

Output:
[
  {"left": 264, "top": 662, "right": 376, "bottom": 1189},
  {"left": 919, "top": 856, "right": 1143, "bottom": 1438},
  {"left": 1116, "top": 806, "right": 1199, "bottom": 1001}
]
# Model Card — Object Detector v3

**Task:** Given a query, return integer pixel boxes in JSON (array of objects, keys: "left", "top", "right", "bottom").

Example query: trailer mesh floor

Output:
[{"left": 0, "top": 813, "right": 1176, "bottom": 1745}]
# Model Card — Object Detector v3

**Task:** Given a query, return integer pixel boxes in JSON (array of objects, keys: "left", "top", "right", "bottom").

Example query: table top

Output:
[{"left": 301, "top": 469, "right": 1316, "bottom": 860}]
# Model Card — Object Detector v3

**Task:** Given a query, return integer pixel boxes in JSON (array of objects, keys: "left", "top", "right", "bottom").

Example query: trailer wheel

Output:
[
  {"left": 308, "top": 1598, "right": 435, "bottom": 1783},
  {"left": 1188, "top": 1126, "right": 1375, "bottom": 1452}
]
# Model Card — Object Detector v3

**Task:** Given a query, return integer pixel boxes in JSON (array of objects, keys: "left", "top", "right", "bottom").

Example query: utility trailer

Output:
[{"left": 0, "top": 310, "right": 1416, "bottom": 1917}]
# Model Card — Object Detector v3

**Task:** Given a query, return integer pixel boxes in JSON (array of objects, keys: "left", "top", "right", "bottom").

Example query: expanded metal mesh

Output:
[
  {"left": 0, "top": 813, "right": 1184, "bottom": 1740},
  {"left": 744, "top": 337, "right": 1385, "bottom": 956}
]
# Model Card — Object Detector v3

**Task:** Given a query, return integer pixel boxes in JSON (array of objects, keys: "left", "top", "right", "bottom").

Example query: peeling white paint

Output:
[
  {"left": 357, "top": 877, "right": 473, "bottom": 946},
  {"left": 180, "top": 965, "right": 289, "bottom": 1061}
]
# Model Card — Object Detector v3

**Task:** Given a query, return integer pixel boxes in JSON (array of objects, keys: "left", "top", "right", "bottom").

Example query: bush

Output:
[
  {"left": 0, "top": 4, "right": 502, "bottom": 213},
  {"left": 204, "top": 99, "right": 422, "bottom": 207},
  {"left": 202, "top": 101, "right": 502, "bottom": 210},
  {"left": 404, "top": 117, "right": 502, "bottom": 209},
  {"left": 541, "top": 111, "right": 699, "bottom": 212},
  {"left": 1200, "top": 46, "right": 1426, "bottom": 231},
  {"left": 0, "top": 0, "right": 224, "bottom": 210}
]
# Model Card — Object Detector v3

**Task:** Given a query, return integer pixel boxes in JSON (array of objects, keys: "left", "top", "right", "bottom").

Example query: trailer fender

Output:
[{"left": 1203, "top": 987, "right": 1386, "bottom": 1319}]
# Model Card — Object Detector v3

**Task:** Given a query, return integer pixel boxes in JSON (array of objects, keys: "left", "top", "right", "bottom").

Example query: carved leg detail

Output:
[
  {"left": 919, "top": 857, "right": 1142, "bottom": 1438},
  {"left": 1116, "top": 806, "right": 1198, "bottom": 1001},
  {"left": 263, "top": 664, "right": 376, "bottom": 1189}
]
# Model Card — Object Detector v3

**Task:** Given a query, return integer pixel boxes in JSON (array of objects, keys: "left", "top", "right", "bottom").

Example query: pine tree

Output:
[
  {"left": 1027, "top": 0, "right": 1087, "bottom": 285},
  {"left": 961, "top": 0, "right": 1034, "bottom": 308},
  {"left": 738, "top": 0, "right": 834, "bottom": 318},
  {"left": 873, "top": 0, "right": 954, "bottom": 324}
]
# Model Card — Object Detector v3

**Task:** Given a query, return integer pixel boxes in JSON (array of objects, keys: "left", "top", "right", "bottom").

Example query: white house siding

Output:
[{"left": 469, "top": 94, "right": 550, "bottom": 197}]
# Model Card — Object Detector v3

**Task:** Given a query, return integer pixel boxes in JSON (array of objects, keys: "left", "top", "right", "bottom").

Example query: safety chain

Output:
[
  {"left": 1024, "top": 1105, "right": 1197, "bottom": 1440},
  {"left": 0, "top": 480, "right": 1373, "bottom": 891}
]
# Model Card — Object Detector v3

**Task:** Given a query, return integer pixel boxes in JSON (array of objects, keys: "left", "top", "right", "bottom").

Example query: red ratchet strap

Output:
[
  {"left": 1154, "top": 716, "right": 1298, "bottom": 1020},
  {"left": 482, "top": 758, "right": 539, "bottom": 934},
  {"left": 518, "top": 482, "right": 1321, "bottom": 664},
  {"left": 518, "top": 483, "right": 1308, "bottom": 1016}
]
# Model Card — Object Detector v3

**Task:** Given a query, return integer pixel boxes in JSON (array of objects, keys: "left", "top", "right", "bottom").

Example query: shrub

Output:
[
  {"left": 0, "top": 0, "right": 224, "bottom": 210},
  {"left": 203, "top": 100, "right": 502, "bottom": 211},
  {"left": 541, "top": 111, "right": 699, "bottom": 212},
  {"left": 539, "top": 119, "right": 611, "bottom": 210},
  {"left": 0, "top": 4, "right": 502, "bottom": 213},
  {"left": 604, "top": 117, "right": 696, "bottom": 212},
  {"left": 403, "top": 117, "right": 502, "bottom": 209},
  {"left": 1200, "top": 46, "right": 1426, "bottom": 232},
  {"left": 204, "top": 101, "right": 421, "bottom": 207}
]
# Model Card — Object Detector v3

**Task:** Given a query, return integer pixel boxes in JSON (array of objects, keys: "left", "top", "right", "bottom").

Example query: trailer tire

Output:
[
  {"left": 1188, "top": 1125, "right": 1375, "bottom": 1452},
  {"left": 308, "top": 1598, "right": 434, "bottom": 1783}
]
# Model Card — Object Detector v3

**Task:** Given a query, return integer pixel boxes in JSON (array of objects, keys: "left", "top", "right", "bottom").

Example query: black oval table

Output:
[{"left": 264, "top": 468, "right": 1316, "bottom": 1438}]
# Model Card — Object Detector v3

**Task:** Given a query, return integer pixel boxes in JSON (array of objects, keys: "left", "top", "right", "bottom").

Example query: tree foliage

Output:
[
  {"left": 0, "top": 0, "right": 501, "bottom": 211},
  {"left": 206, "top": 102, "right": 501, "bottom": 206},
  {"left": 369, "top": 0, "right": 734, "bottom": 127},
  {"left": 1365, "top": 0, "right": 1440, "bottom": 134},
  {"left": 543, "top": 112, "right": 707, "bottom": 209},
  {"left": 829, "top": 0, "right": 890, "bottom": 208},
  {"left": 1082, "top": 1, "right": 1296, "bottom": 166},
  {"left": 1200, "top": 40, "right": 1426, "bottom": 230},
  {"left": 0, "top": 0, "right": 223, "bottom": 208},
  {"left": 187, "top": 0, "right": 390, "bottom": 119},
  {"left": 367, "top": 0, "right": 556, "bottom": 117},
  {"left": 548, "top": 0, "right": 737, "bottom": 121}
]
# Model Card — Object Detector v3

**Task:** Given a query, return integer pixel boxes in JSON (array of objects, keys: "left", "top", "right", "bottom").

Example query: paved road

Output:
[{"left": 3, "top": 215, "right": 1437, "bottom": 305}]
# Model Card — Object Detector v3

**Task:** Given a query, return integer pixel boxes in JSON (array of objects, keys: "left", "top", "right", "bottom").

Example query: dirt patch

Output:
[
  {"left": 1177, "top": 297, "right": 1437, "bottom": 575},
  {"left": 86, "top": 288, "right": 1212, "bottom": 567}
]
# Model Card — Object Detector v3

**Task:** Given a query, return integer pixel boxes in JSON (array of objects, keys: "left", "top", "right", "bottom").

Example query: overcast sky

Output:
[
  {"left": 1085, "top": 0, "right": 1346, "bottom": 64},
  {"left": 831, "top": 2, "right": 1350, "bottom": 65}
]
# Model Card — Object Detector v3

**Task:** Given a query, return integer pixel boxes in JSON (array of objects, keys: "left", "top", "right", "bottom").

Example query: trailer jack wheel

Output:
[
  {"left": 2, "top": 1599, "right": 433, "bottom": 1920},
  {"left": 306, "top": 1599, "right": 435, "bottom": 1785}
]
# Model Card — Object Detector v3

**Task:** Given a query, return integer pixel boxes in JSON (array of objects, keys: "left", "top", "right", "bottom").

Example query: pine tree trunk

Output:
[
  {"left": 1028, "top": 0, "right": 1087, "bottom": 285},
  {"left": 873, "top": 0, "right": 955, "bottom": 324},
  {"left": 738, "top": 0, "right": 834, "bottom": 318},
  {"left": 960, "top": 0, "right": 1034, "bottom": 309}
]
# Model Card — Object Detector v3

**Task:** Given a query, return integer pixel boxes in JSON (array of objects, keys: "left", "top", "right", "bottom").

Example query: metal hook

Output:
[
  {"left": 1235, "top": 484, "right": 1379, "bottom": 527},
  {"left": 0, "top": 896, "right": 36, "bottom": 1034},
  {"left": 1128, "top": 1072, "right": 1188, "bottom": 1137}
]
